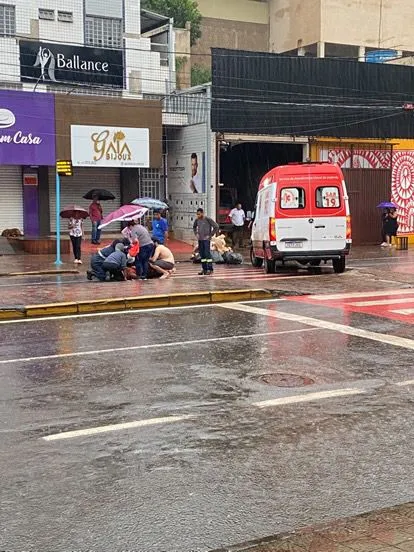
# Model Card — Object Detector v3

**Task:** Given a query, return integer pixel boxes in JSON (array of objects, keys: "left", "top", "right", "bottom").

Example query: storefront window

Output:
[{"left": 85, "top": 15, "right": 122, "bottom": 48}]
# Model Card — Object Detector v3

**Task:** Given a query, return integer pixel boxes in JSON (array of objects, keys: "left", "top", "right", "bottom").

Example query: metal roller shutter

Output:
[
  {"left": 0, "top": 166, "right": 23, "bottom": 234},
  {"left": 49, "top": 167, "right": 121, "bottom": 233}
]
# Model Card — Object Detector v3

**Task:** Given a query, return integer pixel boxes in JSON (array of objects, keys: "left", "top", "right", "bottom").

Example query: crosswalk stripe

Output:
[
  {"left": 310, "top": 289, "right": 414, "bottom": 301},
  {"left": 350, "top": 298, "right": 414, "bottom": 307}
]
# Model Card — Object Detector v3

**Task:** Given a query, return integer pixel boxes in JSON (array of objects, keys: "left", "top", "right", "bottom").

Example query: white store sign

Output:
[{"left": 71, "top": 125, "right": 150, "bottom": 168}]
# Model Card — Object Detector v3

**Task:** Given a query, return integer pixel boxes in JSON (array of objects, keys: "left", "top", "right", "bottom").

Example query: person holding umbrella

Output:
[
  {"left": 60, "top": 205, "right": 89, "bottom": 264},
  {"left": 68, "top": 213, "right": 84, "bottom": 264},
  {"left": 89, "top": 195, "right": 103, "bottom": 245},
  {"left": 377, "top": 202, "right": 399, "bottom": 247}
]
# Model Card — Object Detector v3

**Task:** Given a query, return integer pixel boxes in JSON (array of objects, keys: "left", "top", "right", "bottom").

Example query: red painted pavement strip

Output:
[{"left": 289, "top": 289, "right": 414, "bottom": 325}]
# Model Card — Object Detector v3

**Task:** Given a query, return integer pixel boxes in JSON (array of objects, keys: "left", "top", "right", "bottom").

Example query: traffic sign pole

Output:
[
  {"left": 54, "top": 160, "right": 72, "bottom": 266},
  {"left": 55, "top": 169, "right": 62, "bottom": 266}
]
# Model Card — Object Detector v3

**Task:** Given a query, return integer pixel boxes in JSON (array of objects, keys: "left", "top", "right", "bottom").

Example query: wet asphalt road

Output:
[{"left": 1, "top": 299, "right": 414, "bottom": 551}]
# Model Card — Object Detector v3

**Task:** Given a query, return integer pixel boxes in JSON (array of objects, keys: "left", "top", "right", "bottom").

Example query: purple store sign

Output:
[{"left": 0, "top": 90, "right": 55, "bottom": 165}]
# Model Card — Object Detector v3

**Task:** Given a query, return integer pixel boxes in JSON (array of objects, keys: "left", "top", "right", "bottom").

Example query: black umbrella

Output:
[{"left": 83, "top": 189, "right": 115, "bottom": 201}]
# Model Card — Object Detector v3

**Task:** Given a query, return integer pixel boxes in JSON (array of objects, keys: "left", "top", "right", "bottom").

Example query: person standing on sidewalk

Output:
[
  {"left": 193, "top": 208, "right": 219, "bottom": 276},
  {"left": 68, "top": 214, "right": 83, "bottom": 264},
  {"left": 132, "top": 223, "right": 154, "bottom": 280},
  {"left": 89, "top": 196, "right": 103, "bottom": 244},
  {"left": 229, "top": 202, "right": 246, "bottom": 249}
]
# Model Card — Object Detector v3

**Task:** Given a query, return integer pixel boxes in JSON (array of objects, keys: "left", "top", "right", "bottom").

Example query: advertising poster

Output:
[{"left": 168, "top": 151, "right": 206, "bottom": 194}]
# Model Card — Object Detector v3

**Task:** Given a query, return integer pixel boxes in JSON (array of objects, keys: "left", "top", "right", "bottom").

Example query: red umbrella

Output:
[
  {"left": 60, "top": 205, "right": 89, "bottom": 219},
  {"left": 98, "top": 204, "right": 148, "bottom": 229}
]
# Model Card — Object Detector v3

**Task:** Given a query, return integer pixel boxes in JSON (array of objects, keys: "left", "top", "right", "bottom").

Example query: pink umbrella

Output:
[{"left": 98, "top": 205, "right": 148, "bottom": 229}]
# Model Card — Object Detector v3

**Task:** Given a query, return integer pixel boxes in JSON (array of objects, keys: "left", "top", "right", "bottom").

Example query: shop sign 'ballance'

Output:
[{"left": 20, "top": 41, "right": 123, "bottom": 88}]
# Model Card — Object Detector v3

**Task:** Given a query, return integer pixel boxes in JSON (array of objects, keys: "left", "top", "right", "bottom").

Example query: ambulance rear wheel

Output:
[
  {"left": 333, "top": 257, "right": 346, "bottom": 274},
  {"left": 264, "top": 257, "right": 276, "bottom": 274},
  {"left": 250, "top": 248, "right": 263, "bottom": 268}
]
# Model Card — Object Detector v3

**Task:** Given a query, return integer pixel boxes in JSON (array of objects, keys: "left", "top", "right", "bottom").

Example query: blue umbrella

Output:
[
  {"left": 131, "top": 197, "right": 168, "bottom": 210},
  {"left": 377, "top": 201, "right": 398, "bottom": 208}
]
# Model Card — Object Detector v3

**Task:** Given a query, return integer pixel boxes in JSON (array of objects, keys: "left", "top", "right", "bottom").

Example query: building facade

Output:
[
  {"left": 211, "top": 48, "right": 414, "bottom": 245},
  {"left": 269, "top": 0, "right": 414, "bottom": 60},
  {"left": 0, "top": 0, "right": 170, "bottom": 236},
  {"left": 0, "top": 0, "right": 175, "bottom": 95},
  {"left": 191, "top": 0, "right": 269, "bottom": 69}
]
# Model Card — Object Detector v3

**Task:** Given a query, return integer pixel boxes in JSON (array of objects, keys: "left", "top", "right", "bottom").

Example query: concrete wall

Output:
[
  {"left": 322, "top": 0, "right": 414, "bottom": 51},
  {"left": 175, "top": 25, "right": 191, "bottom": 89},
  {"left": 269, "top": 0, "right": 321, "bottom": 53},
  {"left": 196, "top": 0, "right": 269, "bottom": 24},
  {"left": 269, "top": 0, "right": 414, "bottom": 53},
  {"left": 191, "top": 0, "right": 269, "bottom": 68},
  {"left": 192, "top": 18, "right": 269, "bottom": 67}
]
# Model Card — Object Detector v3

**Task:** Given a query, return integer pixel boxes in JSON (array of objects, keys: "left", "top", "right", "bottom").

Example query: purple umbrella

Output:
[
  {"left": 377, "top": 201, "right": 398, "bottom": 208},
  {"left": 98, "top": 205, "right": 148, "bottom": 229}
]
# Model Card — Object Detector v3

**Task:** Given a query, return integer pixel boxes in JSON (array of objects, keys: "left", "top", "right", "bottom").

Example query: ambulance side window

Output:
[
  {"left": 316, "top": 186, "right": 341, "bottom": 208},
  {"left": 280, "top": 187, "right": 305, "bottom": 209}
]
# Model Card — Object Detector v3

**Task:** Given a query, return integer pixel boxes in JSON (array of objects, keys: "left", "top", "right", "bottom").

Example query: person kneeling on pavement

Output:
[
  {"left": 87, "top": 238, "right": 130, "bottom": 281},
  {"left": 102, "top": 243, "right": 128, "bottom": 281},
  {"left": 149, "top": 238, "right": 175, "bottom": 279}
]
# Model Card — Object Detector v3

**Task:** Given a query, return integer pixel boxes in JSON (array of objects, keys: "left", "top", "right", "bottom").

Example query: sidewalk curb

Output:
[
  {"left": 0, "top": 289, "right": 273, "bottom": 320},
  {"left": 0, "top": 269, "right": 79, "bottom": 278}
]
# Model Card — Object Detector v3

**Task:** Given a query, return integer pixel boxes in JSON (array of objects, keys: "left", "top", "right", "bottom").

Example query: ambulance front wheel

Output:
[
  {"left": 333, "top": 257, "right": 346, "bottom": 274},
  {"left": 250, "top": 248, "right": 263, "bottom": 268}
]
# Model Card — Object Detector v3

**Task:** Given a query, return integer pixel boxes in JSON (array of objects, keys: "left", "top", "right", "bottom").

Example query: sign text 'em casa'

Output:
[
  {"left": 0, "top": 89, "right": 56, "bottom": 165},
  {"left": 71, "top": 125, "right": 150, "bottom": 168}
]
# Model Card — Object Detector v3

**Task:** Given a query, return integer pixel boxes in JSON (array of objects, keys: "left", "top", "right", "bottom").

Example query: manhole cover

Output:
[{"left": 254, "top": 373, "right": 315, "bottom": 387}]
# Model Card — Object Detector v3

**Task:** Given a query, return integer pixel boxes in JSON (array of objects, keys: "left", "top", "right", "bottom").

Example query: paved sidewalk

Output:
[
  {"left": 213, "top": 503, "right": 414, "bottom": 552},
  {"left": 0, "top": 245, "right": 413, "bottom": 318}
]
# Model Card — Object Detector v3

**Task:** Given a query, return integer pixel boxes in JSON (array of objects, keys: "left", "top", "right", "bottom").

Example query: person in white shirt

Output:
[
  {"left": 229, "top": 202, "right": 246, "bottom": 249},
  {"left": 68, "top": 215, "right": 83, "bottom": 264}
]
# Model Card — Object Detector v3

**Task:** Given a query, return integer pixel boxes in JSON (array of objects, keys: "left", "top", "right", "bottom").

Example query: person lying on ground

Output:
[{"left": 149, "top": 238, "right": 175, "bottom": 279}]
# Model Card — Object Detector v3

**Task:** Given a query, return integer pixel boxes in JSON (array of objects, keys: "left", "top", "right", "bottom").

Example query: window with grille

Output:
[
  {"left": 0, "top": 4, "right": 15, "bottom": 37},
  {"left": 58, "top": 11, "right": 73, "bottom": 23},
  {"left": 39, "top": 8, "right": 55, "bottom": 20},
  {"left": 85, "top": 16, "right": 122, "bottom": 48},
  {"left": 138, "top": 168, "right": 161, "bottom": 200}
]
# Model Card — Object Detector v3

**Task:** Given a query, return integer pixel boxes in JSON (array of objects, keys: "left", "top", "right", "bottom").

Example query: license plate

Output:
[{"left": 285, "top": 241, "right": 303, "bottom": 248}]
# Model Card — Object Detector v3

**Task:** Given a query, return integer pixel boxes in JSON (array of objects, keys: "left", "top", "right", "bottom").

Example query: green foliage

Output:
[
  {"left": 142, "top": 0, "right": 202, "bottom": 46},
  {"left": 191, "top": 63, "right": 211, "bottom": 86}
]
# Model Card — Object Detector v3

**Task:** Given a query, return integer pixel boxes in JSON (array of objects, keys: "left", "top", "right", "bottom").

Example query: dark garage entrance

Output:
[
  {"left": 344, "top": 168, "right": 391, "bottom": 245},
  {"left": 219, "top": 142, "right": 304, "bottom": 213}
]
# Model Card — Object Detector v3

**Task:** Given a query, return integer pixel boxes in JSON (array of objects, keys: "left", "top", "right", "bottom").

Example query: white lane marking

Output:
[
  {"left": 38, "top": 378, "right": 414, "bottom": 441},
  {"left": 350, "top": 298, "right": 414, "bottom": 307},
  {"left": 43, "top": 414, "right": 192, "bottom": 441},
  {"left": 219, "top": 303, "right": 414, "bottom": 351},
  {"left": 391, "top": 308, "right": 414, "bottom": 315},
  {"left": 311, "top": 289, "right": 413, "bottom": 300},
  {"left": 0, "top": 328, "right": 319, "bottom": 365},
  {"left": 253, "top": 388, "right": 366, "bottom": 408},
  {"left": 395, "top": 379, "right": 414, "bottom": 387}
]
